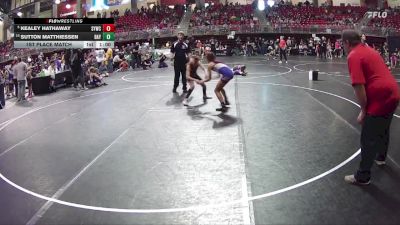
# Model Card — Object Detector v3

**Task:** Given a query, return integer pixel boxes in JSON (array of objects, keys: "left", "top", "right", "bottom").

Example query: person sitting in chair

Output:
[
  {"left": 142, "top": 54, "right": 152, "bottom": 70},
  {"left": 117, "top": 59, "right": 129, "bottom": 72},
  {"left": 158, "top": 53, "right": 168, "bottom": 68}
]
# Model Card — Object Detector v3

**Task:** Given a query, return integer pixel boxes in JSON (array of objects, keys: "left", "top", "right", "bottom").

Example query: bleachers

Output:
[
  {"left": 369, "top": 14, "right": 400, "bottom": 30},
  {"left": 1, "top": 4, "right": 400, "bottom": 64},
  {"left": 267, "top": 5, "right": 367, "bottom": 28},
  {"left": 115, "top": 5, "right": 184, "bottom": 32},
  {"left": 189, "top": 3, "right": 259, "bottom": 27}
]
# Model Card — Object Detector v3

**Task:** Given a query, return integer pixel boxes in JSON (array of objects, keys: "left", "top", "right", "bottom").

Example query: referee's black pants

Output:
[
  {"left": 174, "top": 63, "right": 187, "bottom": 91},
  {"left": 355, "top": 113, "right": 394, "bottom": 182}
]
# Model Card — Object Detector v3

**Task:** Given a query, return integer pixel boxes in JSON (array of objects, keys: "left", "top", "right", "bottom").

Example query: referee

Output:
[{"left": 171, "top": 31, "right": 189, "bottom": 93}]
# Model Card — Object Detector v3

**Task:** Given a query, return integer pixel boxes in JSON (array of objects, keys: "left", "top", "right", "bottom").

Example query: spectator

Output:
[
  {"left": 46, "top": 60, "right": 57, "bottom": 92},
  {"left": 98, "top": 60, "right": 109, "bottom": 77},
  {"left": 0, "top": 68, "right": 5, "bottom": 108},
  {"left": 11, "top": 57, "right": 18, "bottom": 98},
  {"left": 142, "top": 54, "right": 152, "bottom": 70},
  {"left": 390, "top": 52, "right": 398, "bottom": 69},
  {"left": 279, "top": 36, "right": 288, "bottom": 63},
  {"left": 12, "top": 57, "right": 28, "bottom": 102},
  {"left": 87, "top": 66, "right": 108, "bottom": 87},
  {"left": 105, "top": 47, "right": 113, "bottom": 74},
  {"left": 117, "top": 59, "right": 129, "bottom": 72},
  {"left": 71, "top": 49, "right": 85, "bottom": 90},
  {"left": 342, "top": 29, "right": 400, "bottom": 185},
  {"left": 5, "top": 64, "right": 14, "bottom": 98},
  {"left": 26, "top": 63, "right": 33, "bottom": 98},
  {"left": 158, "top": 53, "right": 168, "bottom": 68},
  {"left": 113, "top": 54, "right": 123, "bottom": 70},
  {"left": 64, "top": 49, "right": 71, "bottom": 70},
  {"left": 320, "top": 37, "right": 327, "bottom": 59}
]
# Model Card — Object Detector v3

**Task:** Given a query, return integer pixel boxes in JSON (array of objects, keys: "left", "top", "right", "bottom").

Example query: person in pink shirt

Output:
[{"left": 279, "top": 36, "right": 287, "bottom": 64}]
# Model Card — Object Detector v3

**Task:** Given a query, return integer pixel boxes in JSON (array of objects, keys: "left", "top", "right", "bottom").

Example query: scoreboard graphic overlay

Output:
[{"left": 14, "top": 18, "right": 115, "bottom": 49}]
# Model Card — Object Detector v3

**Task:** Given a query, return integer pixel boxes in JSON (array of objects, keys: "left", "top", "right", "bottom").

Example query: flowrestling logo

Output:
[{"left": 367, "top": 11, "right": 388, "bottom": 19}]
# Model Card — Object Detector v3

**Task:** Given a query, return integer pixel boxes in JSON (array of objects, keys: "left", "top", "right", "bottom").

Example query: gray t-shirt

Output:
[{"left": 12, "top": 62, "right": 28, "bottom": 81}]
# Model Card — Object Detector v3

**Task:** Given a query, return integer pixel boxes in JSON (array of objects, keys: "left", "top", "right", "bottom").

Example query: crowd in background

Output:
[
  {"left": 1, "top": 53, "right": 62, "bottom": 102},
  {"left": 2, "top": 1, "right": 400, "bottom": 108},
  {"left": 115, "top": 5, "right": 184, "bottom": 32},
  {"left": 189, "top": 3, "right": 258, "bottom": 28},
  {"left": 368, "top": 7, "right": 400, "bottom": 30},
  {"left": 0, "top": 39, "right": 170, "bottom": 103},
  {"left": 182, "top": 34, "right": 398, "bottom": 68},
  {"left": 2, "top": 2, "right": 400, "bottom": 63},
  {"left": 266, "top": 1, "right": 366, "bottom": 29},
  {"left": 1, "top": 34, "right": 399, "bottom": 107}
]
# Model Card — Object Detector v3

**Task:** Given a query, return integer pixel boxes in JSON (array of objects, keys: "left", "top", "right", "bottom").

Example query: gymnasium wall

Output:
[
  {"left": 332, "top": 0, "right": 361, "bottom": 6},
  {"left": 224, "top": 0, "right": 253, "bottom": 4},
  {"left": 85, "top": 3, "right": 131, "bottom": 18},
  {"left": 160, "top": 0, "right": 186, "bottom": 5}
]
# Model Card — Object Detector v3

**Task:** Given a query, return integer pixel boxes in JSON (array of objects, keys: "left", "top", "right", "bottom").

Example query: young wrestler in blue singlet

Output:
[{"left": 203, "top": 52, "right": 244, "bottom": 112}]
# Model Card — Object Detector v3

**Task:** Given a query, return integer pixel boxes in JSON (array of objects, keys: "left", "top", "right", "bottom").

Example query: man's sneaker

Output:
[
  {"left": 203, "top": 96, "right": 212, "bottom": 100},
  {"left": 285, "top": 61, "right": 288, "bottom": 64},
  {"left": 183, "top": 99, "right": 189, "bottom": 106},
  {"left": 172, "top": 89, "right": 177, "bottom": 93},
  {"left": 279, "top": 61, "right": 282, "bottom": 64},
  {"left": 375, "top": 160, "right": 386, "bottom": 166},
  {"left": 344, "top": 175, "right": 370, "bottom": 185}
]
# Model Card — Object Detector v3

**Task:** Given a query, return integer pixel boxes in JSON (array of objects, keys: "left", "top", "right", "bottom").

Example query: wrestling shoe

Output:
[
  {"left": 216, "top": 103, "right": 229, "bottom": 112},
  {"left": 183, "top": 99, "right": 189, "bottom": 106},
  {"left": 216, "top": 106, "right": 228, "bottom": 112}
]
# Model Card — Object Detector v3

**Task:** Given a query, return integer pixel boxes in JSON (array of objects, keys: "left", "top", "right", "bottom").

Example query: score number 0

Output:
[{"left": 103, "top": 24, "right": 115, "bottom": 32}]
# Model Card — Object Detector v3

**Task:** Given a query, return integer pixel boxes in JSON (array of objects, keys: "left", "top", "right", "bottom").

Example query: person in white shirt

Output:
[
  {"left": 113, "top": 54, "right": 122, "bottom": 70},
  {"left": 46, "top": 61, "right": 56, "bottom": 79},
  {"left": 95, "top": 49, "right": 105, "bottom": 67}
]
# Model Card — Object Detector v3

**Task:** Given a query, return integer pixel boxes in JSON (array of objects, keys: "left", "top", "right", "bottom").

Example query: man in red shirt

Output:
[
  {"left": 279, "top": 36, "right": 288, "bottom": 64},
  {"left": 342, "top": 30, "right": 400, "bottom": 185}
]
